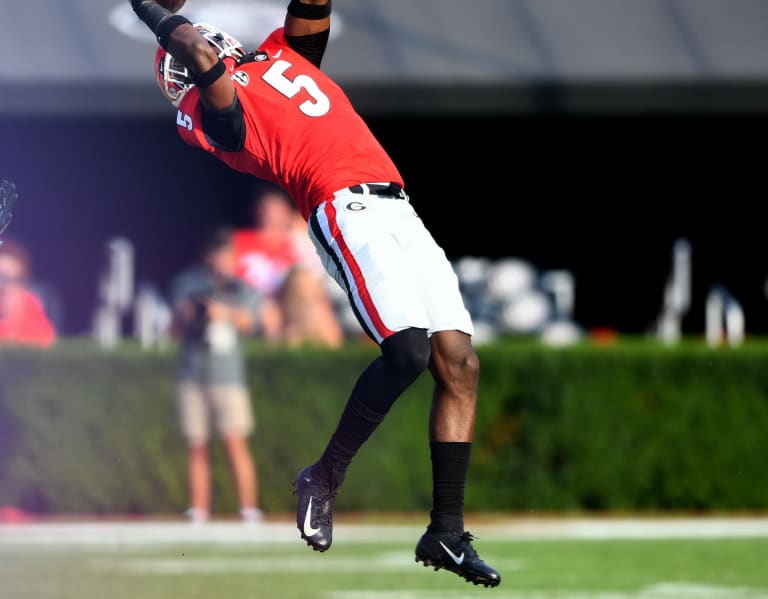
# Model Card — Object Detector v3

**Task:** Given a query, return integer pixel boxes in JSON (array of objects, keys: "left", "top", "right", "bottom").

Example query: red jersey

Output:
[
  {"left": 178, "top": 28, "right": 403, "bottom": 220},
  {"left": 0, "top": 288, "right": 56, "bottom": 348},
  {"left": 232, "top": 228, "right": 299, "bottom": 296}
]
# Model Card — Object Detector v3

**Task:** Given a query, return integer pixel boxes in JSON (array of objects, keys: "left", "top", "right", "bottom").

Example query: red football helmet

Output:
[{"left": 155, "top": 23, "right": 246, "bottom": 107}]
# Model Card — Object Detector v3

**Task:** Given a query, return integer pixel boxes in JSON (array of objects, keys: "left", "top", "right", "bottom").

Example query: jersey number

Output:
[
  {"left": 176, "top": 111, "right": 193, "bottom": 131},
  {"left": 261, "top": 60, "right": 330, "bottom": 117}
]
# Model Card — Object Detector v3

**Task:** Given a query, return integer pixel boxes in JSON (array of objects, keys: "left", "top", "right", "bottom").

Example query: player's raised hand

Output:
[
  {"left": 131, "top": 0, "right": 186, "bottom": 12},
  {"left": 0, "top": 180, "right": 18, "bottom": 240}
]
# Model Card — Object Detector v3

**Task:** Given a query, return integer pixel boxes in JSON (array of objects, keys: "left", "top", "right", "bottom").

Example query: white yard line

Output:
[
  {"left": 1, "top": 517, "right": 768, "bottom": 548},
  {"left": 87, "top": 554, "right": 526, "bottom": 575},
  {"left": 326, "top": 584, "right": 767, "bottom": 599},
  {"left": 487, "top": 517, "right": 768, "bottom": 540}
]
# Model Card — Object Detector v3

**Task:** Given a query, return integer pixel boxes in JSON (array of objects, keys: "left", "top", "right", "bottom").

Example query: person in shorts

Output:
[{"left": 170, "top": 226, "right": 262, "bottom": 523}]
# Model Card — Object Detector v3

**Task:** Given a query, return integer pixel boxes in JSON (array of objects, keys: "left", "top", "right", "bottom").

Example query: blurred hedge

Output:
[{"left": 1, "top": 339, "right": 767, "bottom": 515}]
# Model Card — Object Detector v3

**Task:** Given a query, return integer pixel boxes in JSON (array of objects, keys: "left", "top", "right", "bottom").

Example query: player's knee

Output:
[
  {"left": 456, "top": 347, "right": 480, "bottom": 384},
  {"left": 434, "top": 340, "right": 479, "bottom": 388},
  {"left": 381, "top": 327, "right": 431, "bottom": 379}
]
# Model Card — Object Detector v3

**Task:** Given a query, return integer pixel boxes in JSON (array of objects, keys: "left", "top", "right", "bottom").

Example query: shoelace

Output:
[
  {"left": 302, "top": 465, "right": 341, "bottom": 526},
  {"left": 313, "top": 490, "right": 336, "bottom": 525},
  {"left": 455, "top": 530, "right": 481, "bottom": 560}
]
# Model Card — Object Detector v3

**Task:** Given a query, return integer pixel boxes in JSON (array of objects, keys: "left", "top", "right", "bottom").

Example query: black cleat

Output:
[
  {"left": 293, "top": 464, "right": 338, "bottom": 552},
  {"left": 415, "top": 529, "right": 501, "bottom": 588}
]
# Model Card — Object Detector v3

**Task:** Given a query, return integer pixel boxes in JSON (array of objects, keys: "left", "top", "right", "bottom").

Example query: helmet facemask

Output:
[{"left": 155, "top": 23, "right": 246, "bottom": 107}]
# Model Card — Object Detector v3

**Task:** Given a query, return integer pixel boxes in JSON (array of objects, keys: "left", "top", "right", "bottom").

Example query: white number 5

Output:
[
  {"left": 176, "top": 110, "right": 193, "bottom": 131},
  {"left": 262, "top": 60, "right": 330, "bottom": 117}
]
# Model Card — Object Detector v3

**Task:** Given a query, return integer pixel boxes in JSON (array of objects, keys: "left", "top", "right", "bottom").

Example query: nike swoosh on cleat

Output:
[
  {"left": 439, "top": 541, "right": 465, "bottom": 565},
  {"left": 303, "top": 497, "right": 321, "bottom": 537}
]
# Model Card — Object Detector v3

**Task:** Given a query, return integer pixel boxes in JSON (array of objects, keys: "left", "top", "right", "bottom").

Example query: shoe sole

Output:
[
  {"left": 293, "top": 479, "right": 331, "bottom": 553},
  {"left": 415, "top": 554, "right": 501, "bottom": 588}
]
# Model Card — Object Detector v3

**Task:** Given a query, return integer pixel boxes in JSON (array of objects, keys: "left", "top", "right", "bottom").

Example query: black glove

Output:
[{"left": 131, "top": 0, "right": 172, "bottom": 32}]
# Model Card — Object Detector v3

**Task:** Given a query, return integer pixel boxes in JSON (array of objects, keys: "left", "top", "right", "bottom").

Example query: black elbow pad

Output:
[{"left": 201, "top": 94, "right": 246, "bottom": 152}]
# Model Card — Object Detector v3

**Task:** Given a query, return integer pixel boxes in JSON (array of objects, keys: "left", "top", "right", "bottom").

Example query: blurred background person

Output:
[
  {"left": 0, "top": 237, "right": 56, "bottom": 348},
  {"left": 169, "top": 227, "right": 262, "bottom": 524},
  {"left": 233, "top": 182, "right": 344, "bottom": 348}
]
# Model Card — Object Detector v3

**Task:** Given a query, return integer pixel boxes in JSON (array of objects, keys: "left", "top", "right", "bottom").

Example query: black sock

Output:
[
  {"left": 317, "top": 393, "right": 385, "bottom": 485},
  {"left": 427, "top": 441, "right": 471, "bottom": 533},
  {"left": 317, "top": 329, "right": 430, "bottom": 485}
]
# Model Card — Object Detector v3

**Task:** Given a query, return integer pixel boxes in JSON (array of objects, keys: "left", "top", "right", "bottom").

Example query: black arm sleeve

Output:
[
  {"left": 285, "top": 29, "right": 330, "bottom": 68},
  {"left": 201, "top": 93, "right": 246, "bottom": 152}
]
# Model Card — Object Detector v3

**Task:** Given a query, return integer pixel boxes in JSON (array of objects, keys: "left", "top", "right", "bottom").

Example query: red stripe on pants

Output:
[{"left": 324, "top": 201, "right": 395, "bottom": 340}]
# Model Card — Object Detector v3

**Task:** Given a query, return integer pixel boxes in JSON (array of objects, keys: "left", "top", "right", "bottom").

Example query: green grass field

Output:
[{"left": 2, "top": 518, "right": 768, "bottom": 599}]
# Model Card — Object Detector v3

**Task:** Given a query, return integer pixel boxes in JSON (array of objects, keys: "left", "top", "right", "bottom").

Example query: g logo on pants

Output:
[{"left": 345, "top": 201, "right": 366, "bottom": 212}]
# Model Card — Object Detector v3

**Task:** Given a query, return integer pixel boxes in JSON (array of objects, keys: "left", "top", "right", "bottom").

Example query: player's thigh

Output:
[
  {"left": 310, "top": 197, "right": 431, "bottom": 341},
  {"left": 209, "top": 384, "right": 254, "bottom": 439},
  {"left": 404, "top": 213, "right": 474, "bottom": 337},
  {"left": 176, "top": 382, "right": 210, "bottom": 445}
]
